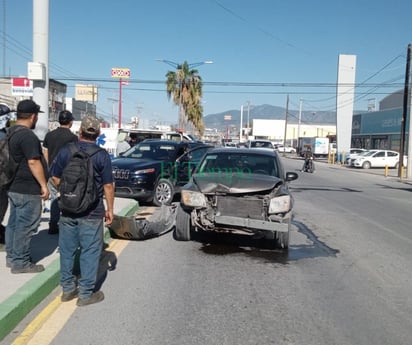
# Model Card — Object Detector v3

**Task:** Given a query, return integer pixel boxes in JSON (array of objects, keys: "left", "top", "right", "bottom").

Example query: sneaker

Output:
[
  {"left": 61, "top": 289, "right": 78, "bottom": 302},
  {"left": 11, "top": 263, "right": 45, "bottom": 274},
  {"left": 76, "top": 291, "right": 104, "bottom": 307}
]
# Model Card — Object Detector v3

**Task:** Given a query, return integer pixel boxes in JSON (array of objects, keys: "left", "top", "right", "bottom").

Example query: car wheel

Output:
[
  {"left": 173, "top": 204, "right": 191, "bottom": 241},
  {"left": 153, "top": 178, "right": 174, "bottom": 206},
  {"left": 276, "top": 230, "right": 289, "bottom": 249},
  {"left": 362, "top": 161, "right": 371, "bottom": 169}
]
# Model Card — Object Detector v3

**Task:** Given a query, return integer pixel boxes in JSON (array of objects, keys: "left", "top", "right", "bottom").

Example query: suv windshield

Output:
[
  {"left": 198, "top": 152, "right": 279, "bottom": 177},
  {"left": 122, "top": 142, "right": 177, "bottom": 160}
]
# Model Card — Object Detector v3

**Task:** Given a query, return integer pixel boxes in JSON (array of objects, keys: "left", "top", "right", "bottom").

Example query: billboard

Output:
[
  {"left": 111, "top": 68, "right": 130, "bottom": 78},
  {"left": 75, "top": 84, "right": 98, "bottom": 102},
  {"left": 11, "top": 77, "right": 33, "bottom": 96}
]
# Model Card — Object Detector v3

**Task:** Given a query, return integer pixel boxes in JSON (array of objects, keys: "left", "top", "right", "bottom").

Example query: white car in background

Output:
[
  {"left": 276, "top": 145, "right": 296, "bottom": 153},
  {"left": 247, "top": 140, "right": 276, "bottom": 151},
  {"left": 352, "top": 149, "right": 400, "bottom": 169},
  {"left": 345, "top": 148, "right": 368, "bottom": 165}
]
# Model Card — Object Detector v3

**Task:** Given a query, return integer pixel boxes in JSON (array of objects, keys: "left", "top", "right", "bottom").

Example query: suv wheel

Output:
[{"left": 153, "top": 178, "right": 174, "bottom": 206}]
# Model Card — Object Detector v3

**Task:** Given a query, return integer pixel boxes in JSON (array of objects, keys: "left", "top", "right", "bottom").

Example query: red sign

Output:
[
  {"left": 13, "top": 77, "right": 31, "bottom": 87},
  {"left": 111, "top": 68, "right": 131, "bottom": 78},
  {"left": 11, "top": 77, "right": 33, "bottom": 96}
]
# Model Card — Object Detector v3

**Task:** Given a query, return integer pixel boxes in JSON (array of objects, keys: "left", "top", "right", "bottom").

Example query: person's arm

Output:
[
  {"left": 28, "top": 158, "right": 50, "bottom": 200},
  {"left": 43, "top": 147, "right": 49, "bottom": 165},
  {"left": 103, "top": 183, "right": 115, "bottom": 226}
]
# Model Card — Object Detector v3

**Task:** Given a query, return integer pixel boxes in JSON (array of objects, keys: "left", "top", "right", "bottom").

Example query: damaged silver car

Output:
[{"left": 174, "top": 148, "right": 298, "bottom": 249}]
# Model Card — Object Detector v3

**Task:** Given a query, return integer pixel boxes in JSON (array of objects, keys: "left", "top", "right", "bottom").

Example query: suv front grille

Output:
[{"left": 113, "top": 169, "right": 130, "bottom": 180}]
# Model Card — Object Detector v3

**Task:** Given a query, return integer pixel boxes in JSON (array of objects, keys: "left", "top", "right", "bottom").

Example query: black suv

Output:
[{"left": 111, "top": 139, "right": 212, "bottom": 206}]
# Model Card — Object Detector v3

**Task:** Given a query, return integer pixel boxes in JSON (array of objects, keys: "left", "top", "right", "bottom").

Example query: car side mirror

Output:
[{"left": 285, "top": 172, "right": 298, "bottom": 182}]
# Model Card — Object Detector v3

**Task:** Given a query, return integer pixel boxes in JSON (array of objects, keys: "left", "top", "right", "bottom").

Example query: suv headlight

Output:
[
  {"left": 268, "top": 195, "right": 291, "bottom": 214},
  {"left": 181, "top": 190, "right": 207, "bottom": 208}
]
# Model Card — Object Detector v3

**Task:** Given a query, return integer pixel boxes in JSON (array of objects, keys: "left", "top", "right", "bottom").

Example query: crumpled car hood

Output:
[{"left": 192, "top": 172, "right": 283, "bottom": 194}]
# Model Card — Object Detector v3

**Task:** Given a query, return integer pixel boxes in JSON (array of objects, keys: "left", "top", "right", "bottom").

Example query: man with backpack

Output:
[
  {"left": 50, "top": 115, "right": 114, "bottom": 307},
  {"left": 5, "top": 99, "right": 50, "bottom": 273},
  {"left": 43, "top": 110, "right": 78, "bottom": 234}
]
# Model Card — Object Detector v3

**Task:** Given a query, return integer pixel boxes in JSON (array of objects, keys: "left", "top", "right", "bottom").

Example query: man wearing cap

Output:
[
  {"left": 50, "top": 115, "right": 114, "bottom": 306},
  {"left": 43, "top": 110, "right": 78, "bottom": 234},
  {"left": 5, "top": 99, "right": 50, "bottom": 274}
]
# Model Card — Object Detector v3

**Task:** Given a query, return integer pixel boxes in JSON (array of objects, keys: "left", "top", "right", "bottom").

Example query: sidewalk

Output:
[{"left": 0, "top": 197, "right": 139, "bottom": 342}]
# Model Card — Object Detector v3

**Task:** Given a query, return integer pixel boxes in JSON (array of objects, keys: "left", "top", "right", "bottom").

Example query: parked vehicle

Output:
[
  {"left": 247, "top": 139, "right": 276, "bottom": 150},
  {"left": 276, "top": 145, "right": 296, "bottom": 153},
  {"left": 352, "top": 149, "right": 400, "bottom": 169},
  {"left": 173, "top": 148, "right": 298, "bottom": 249},
  {"left": 345, "top": 148, "right": 368, "bottom": 165},
  {"left": 111, "top": 140, "right": 212, "bottom": 205}
]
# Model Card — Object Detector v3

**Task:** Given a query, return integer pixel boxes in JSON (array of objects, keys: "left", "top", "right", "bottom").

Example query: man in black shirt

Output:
[
  {"left": 6, "top": 99, "right": 50, "bottom": 273},
  {"left": 43, "top": 110, "right": 78, "bottom": 234}
]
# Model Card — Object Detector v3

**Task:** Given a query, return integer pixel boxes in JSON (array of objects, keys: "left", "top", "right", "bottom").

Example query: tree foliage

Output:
[{"left": 165, "top": 61, "right": 205, "bottom": 135}]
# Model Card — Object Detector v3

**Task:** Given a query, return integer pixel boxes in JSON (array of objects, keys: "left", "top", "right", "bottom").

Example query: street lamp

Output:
[
  {"left": 157, "top": 59, "right": 213, "bottom": 130},
  {"left": 156, "top": 59, "right": 213, "bottom": 69}
]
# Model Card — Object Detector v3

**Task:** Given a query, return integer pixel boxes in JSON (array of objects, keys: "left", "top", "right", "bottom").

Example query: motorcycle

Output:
[{"left": 302, "top": 157, "right": 314, "bottom": 173}]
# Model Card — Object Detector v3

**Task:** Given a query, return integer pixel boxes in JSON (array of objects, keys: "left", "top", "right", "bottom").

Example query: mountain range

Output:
[{"left": 203, "top": 104, "right": 337, "bottom": 130}]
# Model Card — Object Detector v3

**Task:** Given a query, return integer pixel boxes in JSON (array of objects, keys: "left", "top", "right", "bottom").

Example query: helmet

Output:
[
  {"left": 0, "top": 103, "right": 12, "bottom": 130},
  {"left": 0, "top": 103, "right": 12, "bottom": 116}
]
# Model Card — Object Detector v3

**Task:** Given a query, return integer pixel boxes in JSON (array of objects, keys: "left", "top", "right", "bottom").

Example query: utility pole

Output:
[
  {"left": 246, "top": 101, "right": 250, "bottom": 139},
  {"left": 297, "top": 98, "right": 303, "bottom": 142},
  {"left": 401, "top": 43, "right": 412, "bottom": 178},
  {"left": 239, "top": 105, "right": 244, "bottom": 142},
  {"left": 283, "top": 95, "right": 289, "bottom": 147}
]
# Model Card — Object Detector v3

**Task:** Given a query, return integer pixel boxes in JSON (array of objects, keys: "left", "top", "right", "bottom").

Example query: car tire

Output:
[
  {"left": 153, "top": 178, "right": 174, "bottom": 206},
  {"left": 276, "top": 230, "right": 289, "bottom": 249},
  {"left": 362, "top": 161, "right": 371, "bottom": 169},
  {"left": 174, "top": 204, "right": 191, "bottom": 241}
]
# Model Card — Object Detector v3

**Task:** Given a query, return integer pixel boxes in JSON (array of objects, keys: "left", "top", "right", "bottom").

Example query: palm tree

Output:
[{"left": 165, "top": 61, "right": 205, "bottom": 134}]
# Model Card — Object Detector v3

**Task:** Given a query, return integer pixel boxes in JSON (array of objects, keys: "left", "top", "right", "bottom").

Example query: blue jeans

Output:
[
  {"left": 6, "top": 192, "right": 42, "bottom": 269},
  {"left": 58, "top": 216, "right": 104, "bottom": 299}
]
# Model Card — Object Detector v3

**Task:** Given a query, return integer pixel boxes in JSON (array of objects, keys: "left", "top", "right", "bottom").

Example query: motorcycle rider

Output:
[{"left": 302, "top": 146, "right": 314, "bottom": 172}]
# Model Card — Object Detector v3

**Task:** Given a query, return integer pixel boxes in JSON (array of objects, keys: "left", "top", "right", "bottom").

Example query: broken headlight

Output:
[
  {"left": 181, "top": 190, "right": 207, "bottom": 208},
  {"left": 268, "top": 195, "right": 291, "bottom": 214}
]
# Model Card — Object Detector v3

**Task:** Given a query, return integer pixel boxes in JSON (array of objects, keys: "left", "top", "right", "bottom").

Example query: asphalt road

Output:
[{"left": 4, "top": 158, "right": 412, "bottom": 345}]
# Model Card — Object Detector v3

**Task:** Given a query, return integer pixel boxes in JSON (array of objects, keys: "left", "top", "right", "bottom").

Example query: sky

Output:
[{"left": 1, "top": 0, "right": 412, "bottom": 127}]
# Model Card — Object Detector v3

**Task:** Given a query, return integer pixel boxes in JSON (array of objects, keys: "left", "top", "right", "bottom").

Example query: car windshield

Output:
[
  {"left": 250, "top": 141, "right": 273, "bottom": 148},
  {"left": 198, "top": 152, "right": 279, "bottom": 177},
  {"left": 121, "top": 142, "right": 176, "bottom": 160},
  {"left": 362, "top": 150, "right": 378, "bottom": 157}
]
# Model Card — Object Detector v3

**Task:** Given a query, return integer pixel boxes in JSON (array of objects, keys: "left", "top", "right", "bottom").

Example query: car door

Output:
[
  {"left": 386, "top": 151, "right": 399, "bottom": 167},
  {"left": 174, "top": 145, "right": 213, "bottom": 187},
  {"left": 372, "top": 151, "right": 386, "bottom": 167}
]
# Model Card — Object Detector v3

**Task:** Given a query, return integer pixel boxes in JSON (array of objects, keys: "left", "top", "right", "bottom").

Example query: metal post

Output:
[
  {"left": 118, "top": 78, "right": 123, "bottom": 128},
  {"left": 297, "top": 98, "right": 303, "bottom": 141},
  {"left": 32, "top": 0, "right": 49, "bottom": 140},
  {"left": 399, "top": 44, "right": 411, "bottom": 178},
  {"left": 283, "top": 95, "right": 289, "bottom": 147},
  {"left": 246, "top": 101, "right": 250, "bottom": 139},
  {"left": 240, "top": 105, "right": 243, "bottom": 142}
]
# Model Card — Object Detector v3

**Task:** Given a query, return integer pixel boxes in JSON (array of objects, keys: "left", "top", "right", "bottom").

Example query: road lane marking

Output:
[{"left": 11, "top": 239, "right": 130, "bottom": 345}]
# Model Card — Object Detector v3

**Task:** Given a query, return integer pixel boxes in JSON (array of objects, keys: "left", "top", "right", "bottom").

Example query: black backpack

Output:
[
  {"left": 58, "top": 143, "right": 102, "bottom": 214},
  {"left": 0, "top": 127, "right": 27, "bottom": 189}
]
